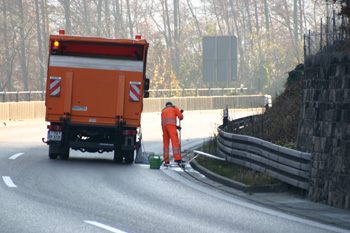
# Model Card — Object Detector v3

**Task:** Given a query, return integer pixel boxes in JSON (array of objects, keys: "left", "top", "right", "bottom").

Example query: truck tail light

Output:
[
  {"left": 48, "top": 125, "right": 62, "bottom": 131},
  {"left": 123, "top": 130, "right": 136, "bottom": 136}
]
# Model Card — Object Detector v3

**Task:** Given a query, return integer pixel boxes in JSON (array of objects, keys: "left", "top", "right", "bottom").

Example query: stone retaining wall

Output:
[{"left": 297, "top": 52, "right": 350, "bottom": 209}]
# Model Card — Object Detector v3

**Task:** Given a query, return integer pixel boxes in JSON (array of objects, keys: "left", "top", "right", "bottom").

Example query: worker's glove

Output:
[
  {"left": 180, "top": 109, "right": 184, "bottom": 113},
  {"left": 177, "top": 126, "right": 182, "bottom": 130}
]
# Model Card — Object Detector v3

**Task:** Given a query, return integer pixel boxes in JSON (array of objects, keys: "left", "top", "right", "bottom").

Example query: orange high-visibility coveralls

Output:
[{"left": 161, "top": 104, "right": 184, "bottom": 163}]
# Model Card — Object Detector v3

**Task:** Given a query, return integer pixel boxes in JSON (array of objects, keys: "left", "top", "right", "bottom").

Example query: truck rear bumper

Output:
[{"left": 70, "top": 141, "right": 114, "bottom": 150}]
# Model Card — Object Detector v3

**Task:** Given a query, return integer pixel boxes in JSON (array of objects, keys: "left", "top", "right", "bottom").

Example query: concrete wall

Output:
[
  {"left": 0, "top": 95, "right": 266, "bottom": 122},
  {"left": 297, "top": 52, "right": 350, "bottom": 209},
  {"left": 143, "top": 95, "right": 265, "bottom": 112},
  {"left": 0, "top": 101, "right": 45, "bottom": 121}
]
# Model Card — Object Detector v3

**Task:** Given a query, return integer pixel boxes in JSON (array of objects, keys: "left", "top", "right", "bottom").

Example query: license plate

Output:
[{"left": 48, "top": 131, "right": 62, "bottom": 141}]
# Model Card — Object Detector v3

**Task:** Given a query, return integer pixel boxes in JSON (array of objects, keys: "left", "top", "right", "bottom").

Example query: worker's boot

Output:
[{"left": 175, "top": 160, "right": 186, "bottom": 168}]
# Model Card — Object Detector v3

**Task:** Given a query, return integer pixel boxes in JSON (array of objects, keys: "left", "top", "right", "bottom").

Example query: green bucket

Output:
[{"left": 148, "top": 154, "right": 164, "bottom": 169}]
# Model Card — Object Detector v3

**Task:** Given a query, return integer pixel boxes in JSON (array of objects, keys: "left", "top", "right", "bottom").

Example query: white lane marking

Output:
[
  {"left": 2, "top": 176, "right": 17, "bottom": 188},
  {"left": 9, "top": 153, "right": 24, "bottom": 160},
  {"left": 84, "top": 221, "right": 128, "bottom": 233}
]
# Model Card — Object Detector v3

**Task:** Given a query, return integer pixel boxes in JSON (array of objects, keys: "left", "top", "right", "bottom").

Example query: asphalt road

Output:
[{"left": 0, "top": 110, "right": 345, "bottom": 233}]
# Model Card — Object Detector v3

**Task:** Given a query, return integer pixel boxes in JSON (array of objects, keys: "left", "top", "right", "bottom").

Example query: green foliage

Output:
[
  {"left": 197, "top": 139, "right": 280, "bottom": 186},
  {"left": 225, "top": 64, "right": 305, "bottom": 149}
]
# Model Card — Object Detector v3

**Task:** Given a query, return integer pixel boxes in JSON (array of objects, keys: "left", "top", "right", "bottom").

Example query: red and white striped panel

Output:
[
  {"left": 49, "top": 77, "right": 61, "bottom": 97},
  {"left": 129, "top": 82, "right": 141, "bottom": 102}
]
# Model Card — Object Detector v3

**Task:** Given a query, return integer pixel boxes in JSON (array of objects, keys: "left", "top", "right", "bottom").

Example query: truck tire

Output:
[
  {"left": 124, "top": 151, "right": 134, "bottom": 164},
  {"left": 49, "top": 144, "right": 69, "bottom": 160},
  {"left": 59, "top": 147, "right": 70, "bottom": 160},
  {"left": 48, "top": 144, "right": 59, "bottom": 159},
  {"left": 114, "top": 148, "right": 123, "bottom": 163},
  {"left": 49, "top": 152, "right": 59, "bottom": 160}
]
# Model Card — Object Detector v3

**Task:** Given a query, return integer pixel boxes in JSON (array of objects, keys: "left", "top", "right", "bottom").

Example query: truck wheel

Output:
[
  {"left": 124, "top": 151, "right": 134, "bottom": 164},
  {"left": 59, "top": 147, "right": 70, "bottom": 160},
  {"left": 48, "top": 144, "right": 59, "bottom": 159},
  {"left": 49, "top": 153, "right": 59, "bottom": 159},
  {"left": 114, "top": 149, "right": 123, "bottom": 163}
]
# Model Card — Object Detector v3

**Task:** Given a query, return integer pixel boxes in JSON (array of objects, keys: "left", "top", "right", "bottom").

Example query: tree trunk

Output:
[
  {"left": 164, "top": 0, "right": 172, "bottom": 48},
  {"left": 97, "top": 0, "right": 102, "bottom": 36},
  {"left": 1, "top": 0, "right": 15, "bottom": 92},
  {"left": 35, "top": 0, "right": 45, "bottom": 93},
  {"left": 229, "top": 0, "right": 244, "bottom": 80},
  {"left": 254, "top": 0, "right": 259, "bottom": 34},
  {"left": 293, "top": 0, "right": 298, "bottom": 43},
  {"left": 41, "top": 0, "right": 49, "bottom": 55},
  {"left": 126, "top": 0, "right": 133, "bottom": 38},
  {"left": 63, "top": 0, "right": 71, "bottom": 34},
  {"left": 263, "top": 0, "right": 269, "bottom": 30},
  {"left": 299, "top": 0, "right": 304, "bottom": 39},
  {"left": 83, "top": 0, "right": 90, "bottom": 35},
  {"left": 186, "top": 0, "right": 202, "bottom": 39},
  {"left": 173, "top": 0, "right": 180, "bottom": 78},
  {"left": 213, "top": 0, "right": 223, "bottom": 34},
  {"left": 105, "top": 0, "right": 111, "bottom": 37},
  {"left": 282, "top": 0, "right": 294, "bottom": 41},
  {"left": 245, "top": 0, "right": 253, "bottom": 48},
  {"left": 18, "top": 0, "right": 29, "bottom": 92},
  {"left": 113, "top": 0, "right": 121, "bottom": 37}
]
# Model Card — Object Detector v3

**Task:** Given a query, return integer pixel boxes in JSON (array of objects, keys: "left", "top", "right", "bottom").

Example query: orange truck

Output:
[{"left": 43, "top": 32, "right": 149, "bottom": 163}]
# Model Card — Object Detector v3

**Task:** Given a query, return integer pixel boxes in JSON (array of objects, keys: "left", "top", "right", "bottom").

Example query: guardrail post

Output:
[
  {"left": 28, "top": 91, "right": 31, "bottom": 102},
  {"left": 16, "top": 91, "right": 19, "bottom": 102},
  {"left": 182, "top": 88, "right": 185, "bottom": 97},
  {"left": 196, "top": 88, "right": 198, "bottom": 97}
]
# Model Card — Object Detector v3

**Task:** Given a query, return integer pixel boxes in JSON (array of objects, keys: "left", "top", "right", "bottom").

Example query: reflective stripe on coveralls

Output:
[{"left": 161, "top": 105, "right": 183, "bottom": 162}]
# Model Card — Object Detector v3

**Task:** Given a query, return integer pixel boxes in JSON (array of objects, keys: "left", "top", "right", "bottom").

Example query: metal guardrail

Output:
[
  {"left": 0, "top": 91, "right": 45, "bottom": 102},
  {"left": 148, "top": 87, "right": 250, "bottom": 98},
  {"left": 217, "top": 118, "right": 312, "bottom": 190},
  {"left": 0, "top": 88, "right": 254, "bottom": 102}
]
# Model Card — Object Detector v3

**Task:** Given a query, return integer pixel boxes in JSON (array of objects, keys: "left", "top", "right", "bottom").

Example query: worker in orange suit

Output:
[{"left": 161, "top": 102, "right": 184, "bottom": 167}]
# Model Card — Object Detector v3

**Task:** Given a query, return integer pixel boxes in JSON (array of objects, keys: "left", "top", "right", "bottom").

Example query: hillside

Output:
[{"left": 225, "top": 64, "right": 304, "bottom": 149}]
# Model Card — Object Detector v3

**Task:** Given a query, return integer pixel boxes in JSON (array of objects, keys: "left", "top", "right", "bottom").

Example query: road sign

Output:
[{"left": 203, "top": 36, "right": 237, "bottom": 82}]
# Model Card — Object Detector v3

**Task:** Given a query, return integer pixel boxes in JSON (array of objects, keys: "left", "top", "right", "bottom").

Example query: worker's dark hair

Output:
[{"left": 166, "top": 102, "right": 173, "bottom": 106}]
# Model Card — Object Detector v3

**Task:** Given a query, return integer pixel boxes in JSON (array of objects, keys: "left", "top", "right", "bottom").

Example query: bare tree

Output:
[
  {"left": 254, "top": 0, "right": 260, "bottom": 33},
  {"left": 126, "top": 0, "right": 133, "bottom": 38},
  {"left": 18, "top": 0, "right": 29, "bottom": 91},
  {"left": 59, "top": 0, "right": 72, "bottom": 34},
  {"left": 293, "top": 0, "right": 299, "bottom": 42},
  {"left": 263, "top": 0, "right": 270, "bottom": 30},
  {"left": 82, "top": 0, "right": 91, "bottom": 35},
  {"left": 42, "top": 0, "right": 50, "bottom": 54},
  {"left": 35, "top": 0, "right": 45, "bottom": 93},
  {"left": 1, "top": 0, "right": 16, "bottom": 92},
  {"left": 186, "top": 0, "right": 202, "bottom": 39}
]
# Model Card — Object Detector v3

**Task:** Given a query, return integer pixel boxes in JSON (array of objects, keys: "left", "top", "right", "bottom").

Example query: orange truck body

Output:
[{"left": 44, "top": 34, "right": 149, "bottom": 163}]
